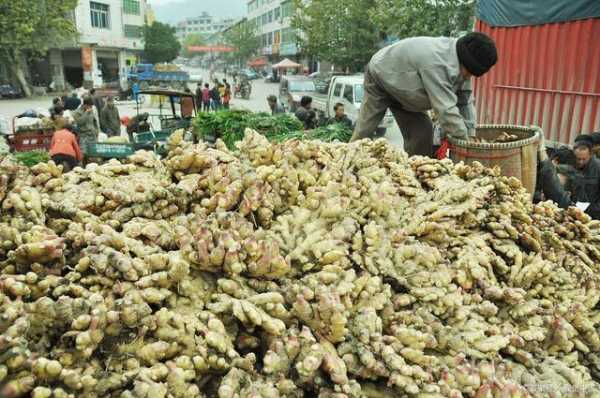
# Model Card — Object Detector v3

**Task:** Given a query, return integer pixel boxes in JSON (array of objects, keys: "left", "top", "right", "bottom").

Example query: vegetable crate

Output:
[
  {"left": 85, "top": 142, "right": 135, "bottom": 159},
  {"left": 7, "top": 132, "right": 54, "bottom": 152},
  {"left": 134, "top": 130, "right": 173, "bottom": 144}
]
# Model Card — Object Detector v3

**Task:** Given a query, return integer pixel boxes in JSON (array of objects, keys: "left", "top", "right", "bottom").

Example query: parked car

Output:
[
  {"left": 311, "top": 75, "right": 403, "bottom": 150},
  {"left": 279, "top": 76, "right": 317, "bottom": 112},
  {"left": 0, "top": 84, "right": 23, "bottom": 99},
  {"left": 241, "top": 69, "right": 261, "bottom": 80}
]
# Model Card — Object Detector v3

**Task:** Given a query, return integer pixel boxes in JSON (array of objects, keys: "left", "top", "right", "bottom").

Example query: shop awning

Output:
[
  {"left": 272, "top": 58, "right": 302, "bottom": 69},
  {"left": 248, "top": 57, "right": 267, "bottom": 67}
]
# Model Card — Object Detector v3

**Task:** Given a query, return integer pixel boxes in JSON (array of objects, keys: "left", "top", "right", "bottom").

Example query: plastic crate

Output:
[
  {"left": 7, "top": 132, "right": 54, "bottom": 152},
  {"left": 134, "top": 132, "right": 156, "bottom": 143},
  {"left": 134, "top": 130, "right": 173, "bottom": 144},
  {"left": 85, "top": 142, "right": 135, "bottom": 159},
  {"left": 153, "top": 130, "right": 173, "bottom": 141}
]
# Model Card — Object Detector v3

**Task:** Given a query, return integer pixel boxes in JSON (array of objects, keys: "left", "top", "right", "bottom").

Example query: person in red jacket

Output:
[{"left": 50, "top": 123, "right": 83, "bottom": 172}]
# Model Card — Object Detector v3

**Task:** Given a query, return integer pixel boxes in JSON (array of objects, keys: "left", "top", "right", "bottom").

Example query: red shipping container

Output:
[{"left": 474, "top": 18, "right": 600, "bottom": 147}]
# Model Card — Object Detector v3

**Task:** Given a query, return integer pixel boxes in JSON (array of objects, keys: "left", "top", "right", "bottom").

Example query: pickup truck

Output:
[{"left": 311, "top": 75, "right": 404, "bottom": 149}]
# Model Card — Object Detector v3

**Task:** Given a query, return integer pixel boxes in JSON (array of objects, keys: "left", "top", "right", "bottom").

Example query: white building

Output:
[
  {"left": 247, "top": 0, "right": 297, "bottom": 63},
  {"left": 176, "top": 12, "right": 235, "bottom": 42},
  {"left": 49, "top": 0, "right": 147, "bottom": 90}
]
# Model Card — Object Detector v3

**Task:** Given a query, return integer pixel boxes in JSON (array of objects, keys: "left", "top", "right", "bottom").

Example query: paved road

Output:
[{"left": 1, "top": 68, "right": 277, "bottom": 134}]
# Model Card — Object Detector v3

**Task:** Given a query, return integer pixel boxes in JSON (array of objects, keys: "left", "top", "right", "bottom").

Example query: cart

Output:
[
  {"left": 85, "top": 142, "right": 137, "bottom": 159},
  {"left": 7, "top": 110, "right": 55, "bottom": 152},
  {"left": 132, "top": 89, "right": 198, "bottom": 149}
]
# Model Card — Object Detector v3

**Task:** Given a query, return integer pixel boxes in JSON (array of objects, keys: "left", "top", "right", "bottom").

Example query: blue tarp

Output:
[{"left": 477, "top": 0, "right": 600, "bottom": 27}]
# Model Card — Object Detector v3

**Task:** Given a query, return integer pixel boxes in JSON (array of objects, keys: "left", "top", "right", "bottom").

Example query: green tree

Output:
[
  {"left": 0, "top": 0, "right": 78, "bottom": 97},
  {"left": 143, "top": 22, "right": 181, "bottom": 64},
  {"left": 181, "top": 33, "right": 205, "bottom": 58},
  {"left": 223, "top": 21, "right": 260, "bottom": 67},
  {"left": 369, "top": 0, "right": 475, "bottom": 40},
  {"left": 292, "top": 0, "right": 379, "bottom": 72}
]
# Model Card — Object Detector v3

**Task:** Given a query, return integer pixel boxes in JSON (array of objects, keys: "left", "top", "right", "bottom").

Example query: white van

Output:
[{"left": 311, "top": 75, "right": 403, "bottom": 149}]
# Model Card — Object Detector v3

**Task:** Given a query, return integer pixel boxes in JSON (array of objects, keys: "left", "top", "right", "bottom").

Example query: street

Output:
[{"left": 0, "top": 68, "right": 278, "bottom": 133}]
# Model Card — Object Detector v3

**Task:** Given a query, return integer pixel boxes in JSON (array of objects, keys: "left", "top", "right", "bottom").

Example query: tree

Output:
[
  {"left": 369, "top": 0, "right": 475, "bottom": 40},
  {"left": 181, "top": 33, "right": 205, "bottom": 58},
  {"left": 143, "top": 22, "right": 181, "bottom": 64},
  {"left": 292, "top": 0, "right": 380, "bottom": 72},
  {"left": 223, "top": 21, "right": 260, "bottom": 67},
  {"left": 0, "top": 0, "right": 78, "bottom": 97}
]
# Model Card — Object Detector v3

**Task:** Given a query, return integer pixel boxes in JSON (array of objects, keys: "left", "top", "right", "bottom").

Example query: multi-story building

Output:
[
  {"left": 176, "top": 13, "right": 235, "bottom": 42},
  {"left": 47, "top": 0, "right": 147, "bottom": 90},
  {"left": 247, "top": 0, "right": 297, "bottom": 64}
]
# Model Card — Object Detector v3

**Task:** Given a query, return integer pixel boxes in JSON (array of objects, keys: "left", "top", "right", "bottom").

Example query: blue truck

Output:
[{"left": 127, "top": 64, "right": 190, "bottom": 89}]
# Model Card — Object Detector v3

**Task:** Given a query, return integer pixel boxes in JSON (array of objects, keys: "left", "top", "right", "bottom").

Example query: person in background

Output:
[
  {"left": 572, "top": 138, "right": 600, "bottom": 219},
  {"left": 590, "top": 132, "right": 600, "bottom": 158},
  {"left": 211, "top": 84, "right": 222, "bottom": 111},
  {"left": 100, "top": 97, "right": 121, "bottom": 137},
  {"left": 327, "top": 103, "right": 353, "bottom": 129},
  {"left": 222, "top": 83, "right": 231, "bottom": 109},
  {"left": 351, "top": 32, "right": 497, "bottom": 156},
  {"left": 89, "top": 88, "right": 105, "bottom": 113},
  {"left": 73, "top": 96, "right": 99, "bottom": 155},
  {"left": 181, "top": 88, "right": 195, "bottom": 119},
  {"left": 50, "top": 122, "right": 83, "bottom": 172},
  {"left": 267, "top": 95, "right": 285, "bottom": 115},
  {"left": 49, "top": 97, "right": 63, "bottom": 117},
  {"left": 132, "top": 81, "right": 141, "bottom": 102},
  {"left": 202, "top": 83, "right": 211, "bottom": 112},
  {"left": 63, "top": 92, "right": 81, "bottom": 111},
  {"left": 295, "top": 96, "right": 316, "bottom": 130},
  {"left": 550, "top": 146, "right": 576, "bottom": 167},
  {"left": 195, "top": 83, "right": 203, "bottom": 108},
  {"left": 50, "top": 104, "right": 67, "bottom": 130},
  {"left": 218, "top": 82, "right": 226, "bottom": 99},
  {"left": 126, "top": 112, "right": 150, "bottom": 141}
]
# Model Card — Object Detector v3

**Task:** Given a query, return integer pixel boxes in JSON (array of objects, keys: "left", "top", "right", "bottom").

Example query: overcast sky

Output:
[{"left": 147, "top": 0, "right": 246, "bottom": 24}]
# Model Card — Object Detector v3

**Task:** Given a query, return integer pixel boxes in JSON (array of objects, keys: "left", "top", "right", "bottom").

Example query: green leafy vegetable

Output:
[
  {"left": 194, "top": 110, "right": 354, "bottom": 149},
  {"left": 14, "top": 150, "right": 50, "bottom": 167}
]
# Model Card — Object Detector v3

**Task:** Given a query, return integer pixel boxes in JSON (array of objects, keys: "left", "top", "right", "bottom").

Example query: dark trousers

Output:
[
  {"left": 202, "top": 101, "right": 210, "bottom": 112},
  {"left": 52, "top": 154, "right": 78, "bottom": 172},
  {"left": 352, "top": 65, "right": 434, "bottom": 157}
]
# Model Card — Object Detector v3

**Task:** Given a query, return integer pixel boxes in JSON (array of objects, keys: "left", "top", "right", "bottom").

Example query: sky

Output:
[{"left": 147, "top": 0, "right": 246, "bottom": 24}]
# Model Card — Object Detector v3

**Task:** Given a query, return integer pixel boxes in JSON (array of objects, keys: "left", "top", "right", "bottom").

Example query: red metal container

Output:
[
  {"left": 8, "top": 132, "right": 54, "bottom": 152},
  {"left": 474, "top": 18, "right": 600, "bottom": 147}
]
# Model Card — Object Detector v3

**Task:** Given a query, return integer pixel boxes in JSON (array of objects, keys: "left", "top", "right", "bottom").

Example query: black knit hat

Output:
[
  {"left": 590, "top": 132, "right": 600, "bottom": 145},
  {"left": 456, "top": 32, "right": 498, "bottom": 77},
  {"left": 574, "top": 135, "right": 593, "bottom": 150}
]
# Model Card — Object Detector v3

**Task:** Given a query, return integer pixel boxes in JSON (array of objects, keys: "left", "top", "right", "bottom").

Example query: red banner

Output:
[
  {"left": 81, "top": 47, "right": 93, "bottom": 71},
  {"left": 188, "top": 46, "right": 235, "bottom": 53}
]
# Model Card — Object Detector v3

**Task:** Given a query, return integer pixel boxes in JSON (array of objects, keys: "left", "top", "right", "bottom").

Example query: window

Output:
[
  {"left": 90, "top": 2, "right": 110, "bottom": 29},
  {"left": 333, "top": 83, "right": 342, "bottom": 97},
  {"left": 262, "top": 14, "right": 267, "bottom": 25},
  {"left": 123, "top": 0, "right": 140, "bottom": 15},
  {"left": 289, "top": 80, "right": 316, "bottom": 92},
  {"left": 281, "top": 27, "right": 296, "bottom": 44},
  {"left": 274, "top": 7, "right": 280, "bottom": 20},
  {"left": 267, "top": 32, "right": 273, "bottom": 45},
  {"left": 354, "top": 84, "right": 364, "bottom": 103},
  {"left": 343, "top": 85, "right": 353, "bottom": 102},
  {"left": 268, "top": 10, "right": 273, "bottom": 23},
  {"left": 124, "top": 24, "right": 143, "bottom": 38},
  {"left": 281, "top": 1, "right": 293, "bottom": 18}
]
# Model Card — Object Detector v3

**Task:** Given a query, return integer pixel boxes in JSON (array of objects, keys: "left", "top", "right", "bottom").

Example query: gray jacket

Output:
[
  {"left": 73, "top": 108, "right": 98, "bottom": 140},
  {"left": 369, "top": 36, "right": 476, "bottom": 138}
]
